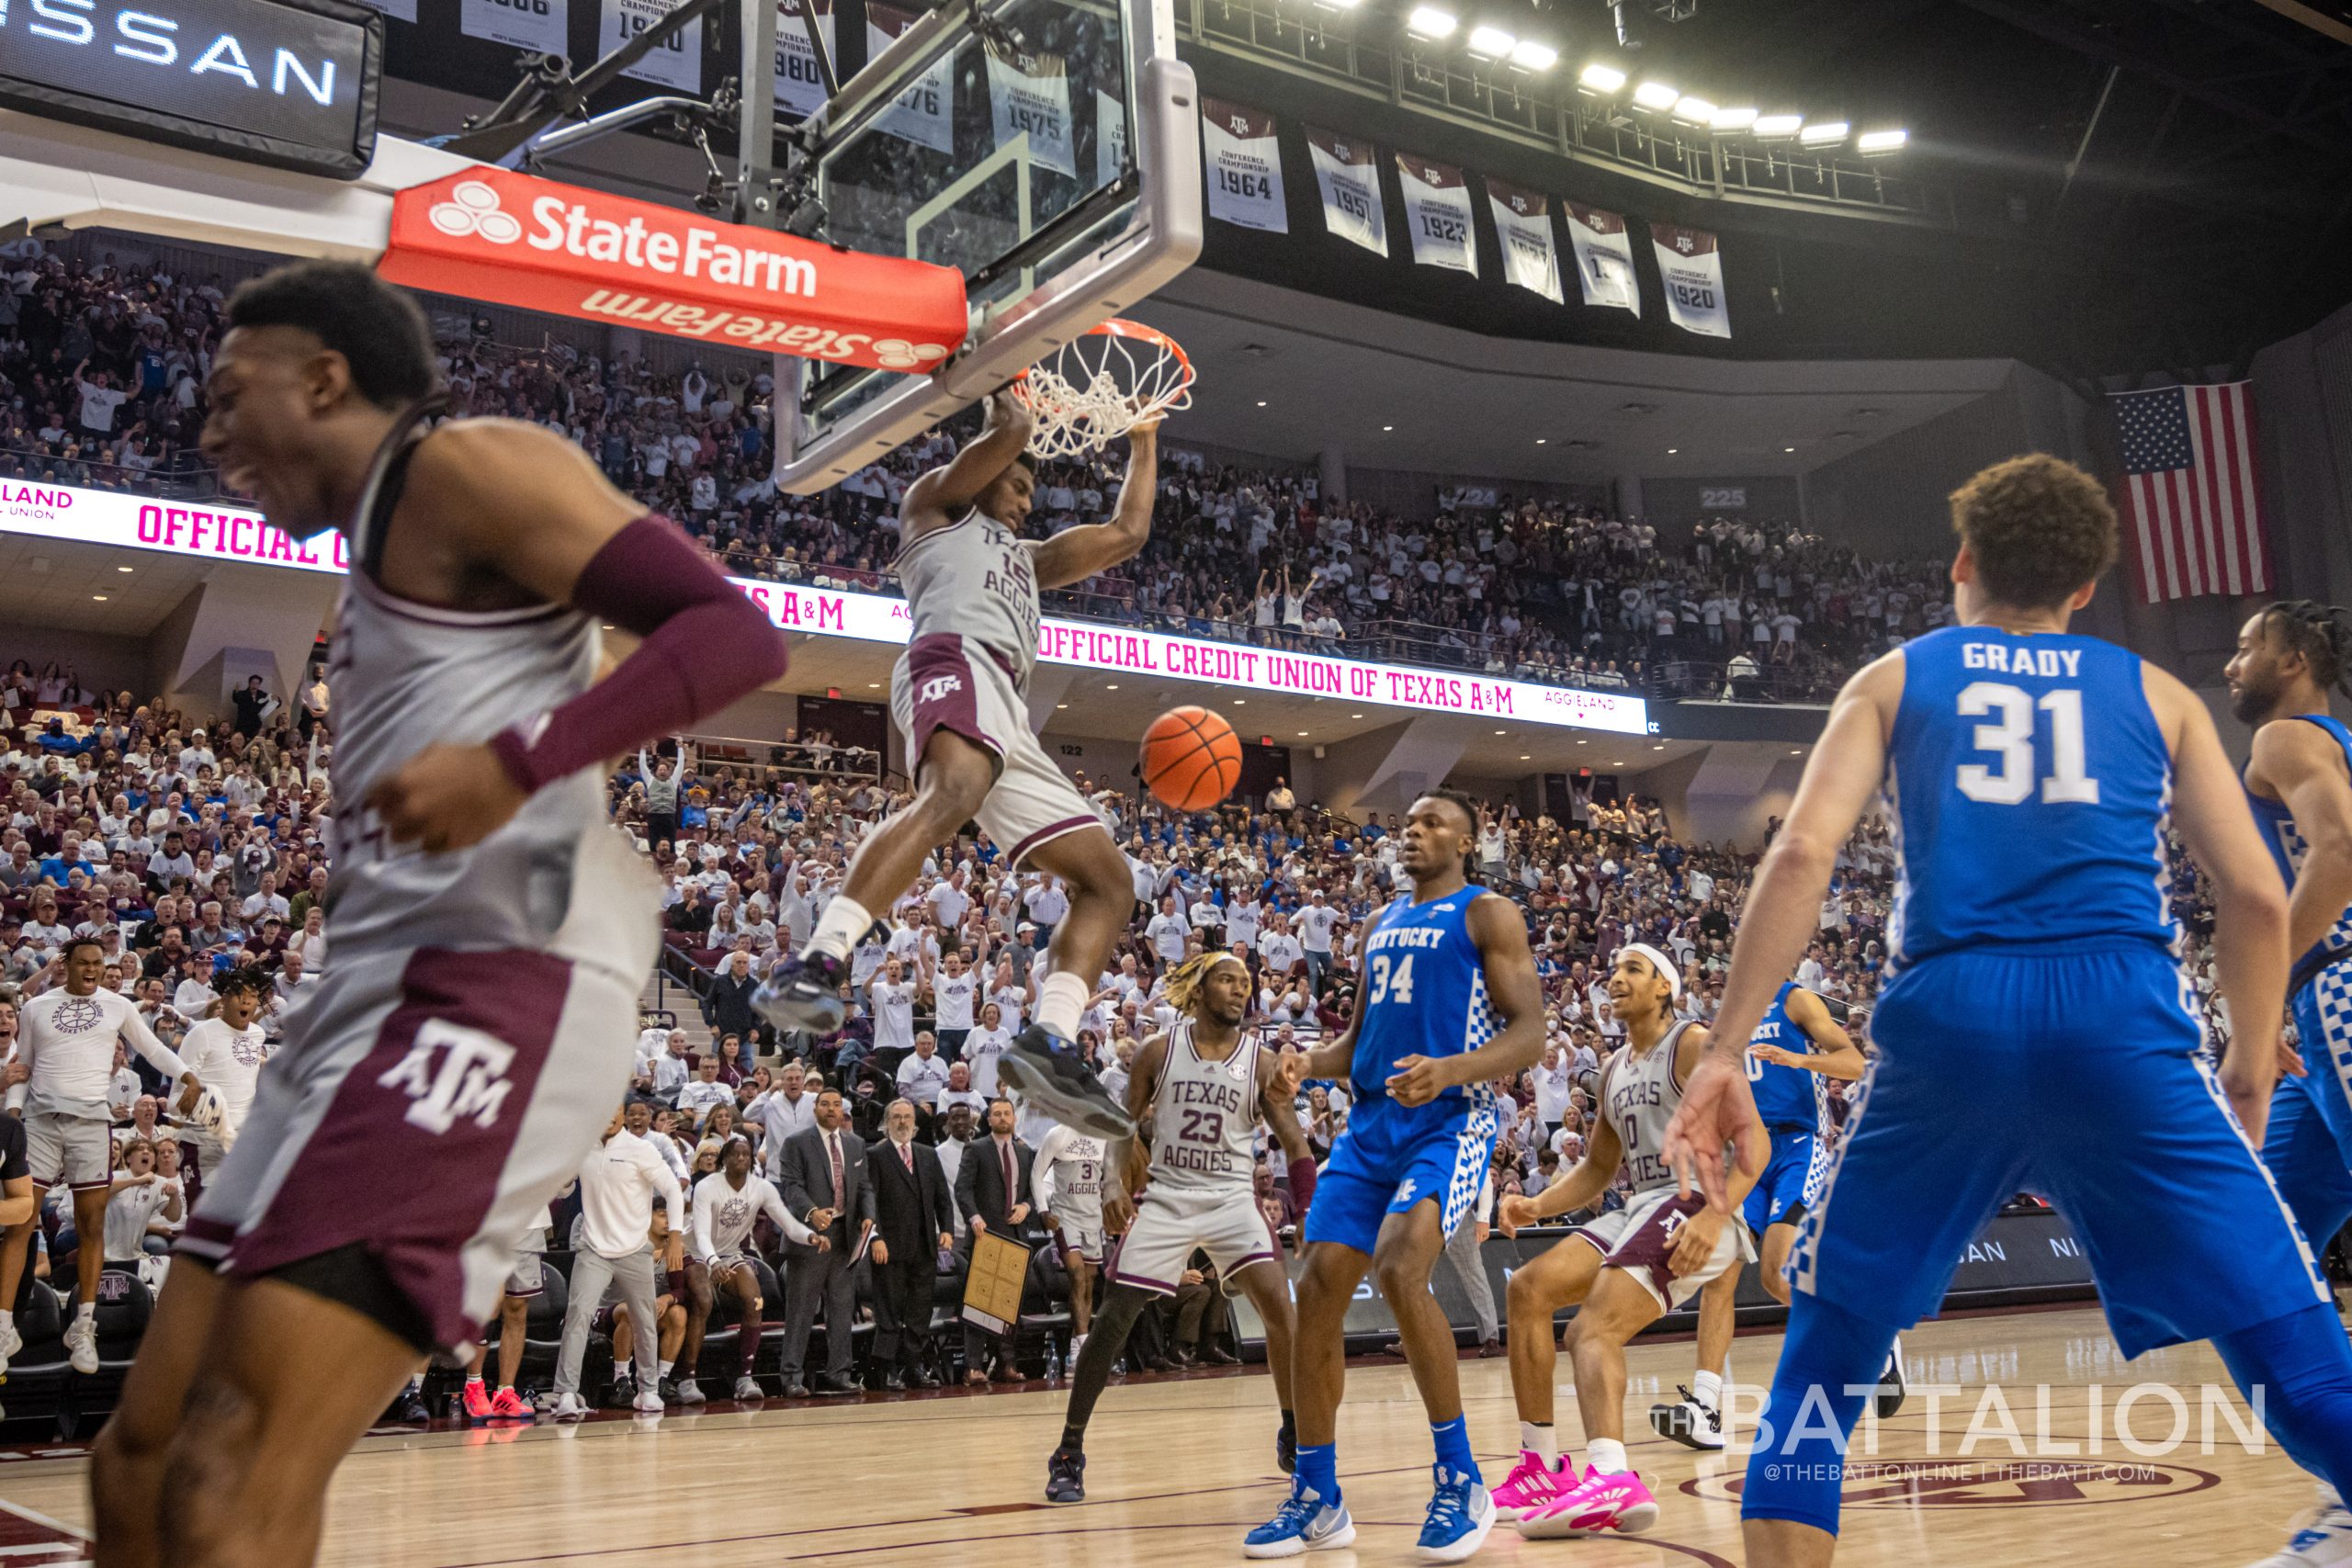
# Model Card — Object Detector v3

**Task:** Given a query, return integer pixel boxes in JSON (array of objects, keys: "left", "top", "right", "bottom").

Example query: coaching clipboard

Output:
[{"left": 960, "top": 1231, "right": 1034, "bottom": 1336}]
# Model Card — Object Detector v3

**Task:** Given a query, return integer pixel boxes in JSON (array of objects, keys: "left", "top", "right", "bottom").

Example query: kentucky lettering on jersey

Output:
[
  {"left": 1351, "top": 888, "right": 1498, "bottom": 1115},
  {"left": 2245, "top": 713, "right": 2352, "bottom": 976},
  {"left": 1746, "top": 982, "right": 1830, "bottom": 1134}
]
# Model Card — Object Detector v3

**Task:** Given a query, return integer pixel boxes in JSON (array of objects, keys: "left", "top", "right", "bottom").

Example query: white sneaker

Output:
[
  {"left": 0, "top": 1317, "right": 21, "bottom": 1376},
  {"left": 1649, "top": 1385, "right": 1725, "bottom": 1451},
  {"left": 2251, "top": 1504, "right": 2352, "bottom": 1566},
  {"left": 676, "top": 1377, "right": 706, "bottom": 1404},
  {"left": 633, "top": 1387, "right": 665, "bottom": 1414},
  {"left": 550, "top": 1392, "right": 589, "bottom": 1421},
  {"left": 733, "top": 1376, "right": 764, "bottom": 1401},
  {"left": 64, "top": 1315, "right": 97, "bottom": 1375}
]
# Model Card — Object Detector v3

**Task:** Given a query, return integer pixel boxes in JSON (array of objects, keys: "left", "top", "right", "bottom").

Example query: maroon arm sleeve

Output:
[
  {"left": 487, "top": 514, "right": 787, "bottom": 793},
  {"left": 1287, "top": 1155, "right": 1317, "bottom": 1218}
]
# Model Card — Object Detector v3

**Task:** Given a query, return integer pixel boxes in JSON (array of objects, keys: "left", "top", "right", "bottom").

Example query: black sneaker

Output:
[
  {"left": 396, "top": 1391, "right": 432, "bottom": 1425},
  {"left": 999, "top": 1024, "right": 1134, "bottom": 1140},
  {"left": 752, "top": 952, "right": 849, "bottom": 1034},
  {"left": 658, "top": 1377, "right": 681, "bottom": 1406},
  {"left": 1045, "top": 1446, "right": 1086, "bottom": 1504},
  {"left": 1276, "top": 1423, "right": 1297, "bottom": 1475},
  {"left": 1875, "top": 1335, "right": 1907, "bottom": 1419}
]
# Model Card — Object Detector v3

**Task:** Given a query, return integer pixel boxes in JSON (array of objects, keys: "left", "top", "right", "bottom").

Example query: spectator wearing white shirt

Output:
[
  {"left": 933, "top": 1060, "right": 988, "bottom": 1122},
  {"left": 551, "top": 1107, "right": 683, "bottom": 1418},
  {"left": 1023, "top": 878, "right": 1069, "bottom": 946},
  {"left": 895, "top": 1031, "right": 952, "bottom": 1104},
  {"left": 1296, "top": 891, "right": 1339, "bottom": 995},
  {"left": 1257, "top": 913, "right": 1304, "bottom": 981},
  {"left": 1145, "top": 896, "right": 1189, "bottom": 968},
  {"left": 928, "top": 951, "right": 978, "bottom": 1058},
  {"left": 676, "top": 1056, "right": 733, "bottom": 1131},
  {"left": 745, "top": 1060, "right": 817, "bottom": 1182},
  {"left": 964, "top": 1004, "right": 1012, "bottom": 1098},
  {"left": 868, "top": 958, "right": 917, "bottom": 1057}
]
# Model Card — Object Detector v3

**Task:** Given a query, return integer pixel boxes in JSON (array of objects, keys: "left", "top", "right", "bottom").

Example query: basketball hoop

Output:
[{"left": 1012, "top": 319, "right": 1195, "bottom": 459}]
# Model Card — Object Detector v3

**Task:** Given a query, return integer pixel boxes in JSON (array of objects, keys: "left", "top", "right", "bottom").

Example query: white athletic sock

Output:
[
  {"left": 1692, "top": 1371, "right": 1723, "bottom": 1413},
  {"left": 1586, "top": 1438, "right": 1628, "bottom": 1476},
  {"left": 1520, "top": 1422, "right": 1558, "bottom": 1465},
  {"left": 659, "top": 1359, "right": 674, "bottom": 1380},
  {"left": 805, "top": 897, "right": 874, "bottom": 963},
  {"left": 466, "top": 1373, "right": 485, "bottom": 1388},
  {"left": 75, "top": 1302, "right": 95, "bottom": 1322},
  {"left": 1036, "top": 971, "right": 1088, "bottom": 1039}
]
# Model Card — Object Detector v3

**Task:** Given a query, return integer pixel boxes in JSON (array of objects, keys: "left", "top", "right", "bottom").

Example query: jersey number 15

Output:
[{"left": 1955, "top": 682, "right": 2101, "bottom": 806}]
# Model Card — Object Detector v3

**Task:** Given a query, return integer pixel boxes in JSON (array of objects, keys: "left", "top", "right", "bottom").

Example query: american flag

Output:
[{"left": 2110, "top": 381, "right": 2270, "bottom": 604}]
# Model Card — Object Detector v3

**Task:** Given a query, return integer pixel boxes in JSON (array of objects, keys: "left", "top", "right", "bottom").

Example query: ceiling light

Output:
[
  {"left": 1577, "top": 62, "right": 1626, "bottom": 93},
  {"left": 1057, "top": 703, "right": 1069, "bottom": 709},
  {"left": 1495, "top": 728, "right": 1506, "bottom": 735},
  {"left": 1233, "top": 700, "right": 1246, "bottom": 705},
  {"left": 1297, "top": 730, "right": 1310, "bottom": 736},
  {"left": 1352, "top": 713, "right": 1363, "bottom": 718},
  {"left": 1521, "top": 754, "right": 1531, "bottom": 761},
  {"left": 1667, "top": 447, "right": 1679, "bottom": 454},
  {"left": 1466, "top": 24, "right": 1514, "bottom": 57},
  {"left": 867, "top": 681, "right": 879, "bottom": 687},
  {"left": 1711, "top": 106, "right": 1758, "bottom": 132},
  {"left": 1653, "top": 743, "right": 1666, "bottom": 750},
  {"left": 1799, "top": 119, "right": 1849, "bottom": 147},
  {"left": 1536, "top": 438, "right": 1547, "bottom": 445},
  {"left": 1106, "top": 683, "right": 1119, "bottom": 690},
  {"left": 1312, "top": 0, "right": 1363, "bottom": 8},
  {"left": 1632, "top": 79, "right": 1679, "bottom": 110},
  {"left": 1509, "top": 39, "right": 1556, "bottom": 71},
  {"left": 1857, "top": 128, "right": 1907, "bottom": 154},
  {"left": 1783, "top": 446, "right": 1796, "bottom": 453},
  {"left": 1256, "top": 400, "right": 1267, "bottom": 407},
  {"left": 1405, "top": 5, "right": 1455, "bottom": 39},
  {"left": 1382, "top": 424, "right": 1394, "bottom": 432},
  {"left": 1790, "top": 749, "right": 1803, "bottom": 755},
  {"left": 1753, "top": 113, "right": 1803, "bottom": 139},
  {"left": 1671, "top": 96, "right": 1715, "bottom": 125},
  {"left": 1577, "top": 739, "right": 1587, "bottom": 745},
  {"left": 92, "top": 594, "right": 107, "bottom": 602},
  {"left": 116, "top": 565, "right": 133, "bottom": 573}
]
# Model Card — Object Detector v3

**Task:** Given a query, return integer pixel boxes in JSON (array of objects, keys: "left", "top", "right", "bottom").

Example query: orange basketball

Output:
[{"left": 1140, "top": 705, "right": 1243, "bottom": 811}]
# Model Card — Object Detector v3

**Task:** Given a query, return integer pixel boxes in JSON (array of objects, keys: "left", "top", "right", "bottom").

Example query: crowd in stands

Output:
[{"left": 0, "top": 240, "right": 1955, "bottom": 708}]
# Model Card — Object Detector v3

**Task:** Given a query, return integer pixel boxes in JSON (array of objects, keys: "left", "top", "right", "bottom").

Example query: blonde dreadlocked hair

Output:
[{"left": 1165, "top": 952, "right": 1248, "bottom": 1015}]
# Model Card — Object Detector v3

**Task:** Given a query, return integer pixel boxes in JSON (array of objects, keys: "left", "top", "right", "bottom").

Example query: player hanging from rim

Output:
[
  {"left": 90, "top": 261, "right": 786, "bottom": 1568},
  {"left": 1043, "top": 952, "right": 1313, "bottom": 1506},
  {"left": 6, "top": 937, "right": 224, "bottom": 1378},
  {"left": 757, "top": 390, "right": 1160, "bottom": 1141},
  {"left": 2225, "top": 600, "right": 2352, "bottom": 1568},
  {"left": 1484, "top": 944, "right": 1761, "bottom": 1538},
  {"left": 1649, "top": 982, "right": 1881, "bottom": 1454},
  {"left": 1244, "top": 790, "right": 1544, "bottom": 1564},
  {"left": 1032, "top": 1121, "right": 1110, "bottom": 1365},
  {"left": 688, "top": 1135, "right": 819, "bottom": 1404},
  {"left": 1665, "top": 454, "right": 2352, "bottom": 1568},
  {"left": 175, "top": 967, "right": 273, "bottom": 1184}
]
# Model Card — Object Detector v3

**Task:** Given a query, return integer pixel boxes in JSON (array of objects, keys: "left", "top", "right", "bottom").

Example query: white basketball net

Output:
[{"left": 1012, "top": 321, "right": 1195, "bottom": 459}]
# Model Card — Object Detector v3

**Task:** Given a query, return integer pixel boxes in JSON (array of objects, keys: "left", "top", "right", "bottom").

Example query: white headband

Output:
[{"left": 1620, "top": 942, "right": 1682, "bottom": 1001}]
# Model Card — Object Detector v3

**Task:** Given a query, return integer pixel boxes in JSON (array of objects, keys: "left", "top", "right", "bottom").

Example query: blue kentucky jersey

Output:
[
  {"left": 2245, "top": 714, "right": 2352, "bottom": 978},
  {"left": 1746, "top": 982, "right": 1829, "bottom": 1132},
  {"left": 1350, "top": 887, "right": 1499, "bottom": 1114},
  {"left": 1887, "top": 625, "right": 2177, "bottom": 966}
]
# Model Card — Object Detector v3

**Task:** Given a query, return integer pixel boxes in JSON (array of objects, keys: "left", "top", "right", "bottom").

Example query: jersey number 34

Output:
[
  {"left": 1955, "top": 682, "right": 2101, "bottom": 806},
  {"left": 1366, "top": 953, "right": 1418, "bottom": 1005}
]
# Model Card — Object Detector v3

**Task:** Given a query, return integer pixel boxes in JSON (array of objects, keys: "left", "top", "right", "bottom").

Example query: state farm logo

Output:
[{"left": 429, "top": 181, "right": 522, "bottom": 245}]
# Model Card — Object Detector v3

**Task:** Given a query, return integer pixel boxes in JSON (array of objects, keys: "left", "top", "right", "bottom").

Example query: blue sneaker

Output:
[
  {"left": 1416, "top": 1464, "right": 1495, "bottom": 1564},
  {"left": 1242, "top": 1481, "right": 1355, "bottom": 1559}
]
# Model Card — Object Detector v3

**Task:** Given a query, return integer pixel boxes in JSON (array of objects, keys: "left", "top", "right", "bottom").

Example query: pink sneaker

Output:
[
  {"left": 1514, "top": 1467, "right": 1658, "bottom": 1540},
  {"left": 1490, "top": 1450, "right": 1577, "bottom": 1521}
]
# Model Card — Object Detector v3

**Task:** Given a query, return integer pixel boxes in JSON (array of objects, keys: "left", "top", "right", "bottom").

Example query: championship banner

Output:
[
  {"left": 868, "top": 2, "right": 953, "bottom": 153},
  {"left": 771, "top": 0, "right": 835, "bottom": 120},
  {"left": 984, "top": 47, "right": 1075, "bottom": 178},
  {"left": 1096, "top": 86, "right": 1126, "bottom": 187},
  {"left": 1396, "top": 154, "right": 1476, "bottom": 275},
  {"left": 460, "top": 0, "right": 565, "bottom": 53},
  {"left": 1487, "top": 175, "right": 1561, "bottom": 304},
  {"left": 1306, "top": 128, "right": 1387, "bottom": 256},
  {"left": 1652, "top": 222, "right": 1731, "bottom": 339},
  {"left": 379, "top": 168, "right": 967, "bottom": 371},
  {"left": 0, "top": 479, "right": 1654, "bottom": 735},
  {"left": 1565, "top": 203, "right": 1639, "bottom": 315},
  {"left": 603, "top": 0, "right": 701, "bottom": 90},
  {"left": 1201, "top": 97, "right": 1286, "bottom": 232}
]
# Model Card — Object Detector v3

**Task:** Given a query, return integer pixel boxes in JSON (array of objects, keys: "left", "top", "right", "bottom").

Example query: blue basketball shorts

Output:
[
  {"left": 1790, "top": 944, "right": 2327, "bottom": 1359},
  {"left": 2264, "top": 959, "right": 2352, "bottom": 1247},
  {"left": 1305, "top": 1096, "right": 1500, "bottom": 1255},
  {"left": 1741, "top": 1128, "right": 1828, "bottom": 1237}
]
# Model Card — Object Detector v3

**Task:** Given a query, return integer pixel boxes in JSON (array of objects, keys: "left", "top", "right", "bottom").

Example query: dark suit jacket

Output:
[
  {"left": 954, "top": 1134, "right": 1039, "bottom": 1240},
  {"left": 778, "top": 1123, "right": 876, "bottom": 1255},
  {"left": 867, "top": 1134, "right": 956, "bottom": 1253}
]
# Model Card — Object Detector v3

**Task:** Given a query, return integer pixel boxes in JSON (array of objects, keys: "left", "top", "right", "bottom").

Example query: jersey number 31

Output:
[
  {"left": 1955, "top": 682, "right": 2100, "bottom": 806},
  {"left": 1367, "top": 953, "right": 1417, "bottom": 1005}
]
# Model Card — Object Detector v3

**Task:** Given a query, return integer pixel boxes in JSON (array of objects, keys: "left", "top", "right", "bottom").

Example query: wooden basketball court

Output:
[{"left": 0, "top": 1304, "right": 2317, "bottom": 1565}]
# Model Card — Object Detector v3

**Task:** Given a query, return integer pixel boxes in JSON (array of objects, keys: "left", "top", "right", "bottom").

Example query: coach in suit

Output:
[
  {"left": 867, "top": 1098, "right": 956, "bottom": 1389},
  {"left": 777, "top": 1088, "right": 876, "bottom": 1395},
  {"left": 954, "top": 1097, "right": 1048, "bottom": 1384}
]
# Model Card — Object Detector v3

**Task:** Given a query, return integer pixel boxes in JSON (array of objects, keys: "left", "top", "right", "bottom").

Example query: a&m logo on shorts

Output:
[
  {"left": 919, "top": 674, "right": 965, "bottom": 704},
  {"left": 378, "top": 1021, "right": 518, "bottom": 1134}
]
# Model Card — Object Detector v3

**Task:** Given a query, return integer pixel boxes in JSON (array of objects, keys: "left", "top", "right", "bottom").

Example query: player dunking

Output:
[
  {"left": 1245, "top": 791, "right": 1544, "bottom": 1563},
  {"left": 758, "top": 390, "right": 1159, "bottom": 1139},
  {"left": 1666, "top": 454, "right": 2352, "bottom": 1568},
  {"left": 1649, "top": 982, "right": 1880, "bottom": 1454},
  {"left": 90, "top": 262, "right": 785, "bottom": 1568},
  {"left": 1043, "top": 953, "right": 1313, "bottom": 1505},
  {"left": 1485, "top": 944, "right": 1760, "bottom": 1539},
  {"left": 2226, "top": 601, "right": 2352, "bottom": 1568}
]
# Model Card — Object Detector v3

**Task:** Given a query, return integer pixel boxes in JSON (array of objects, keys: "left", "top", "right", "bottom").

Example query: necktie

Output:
[
  {"left": 827, "top": 1133, "right": 844, "bottom": 1212},
  {"left": 1001, "top": 1139, "right": 1014, "bottom": 1218},
  {"left": 900, "top": 1143, "right": 914, "bottom": 1175}
]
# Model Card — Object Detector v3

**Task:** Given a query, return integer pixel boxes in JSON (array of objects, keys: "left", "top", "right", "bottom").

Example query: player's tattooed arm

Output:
[{"left": 1102, "top": 1032, "right": 1168, "bottom": 1232}]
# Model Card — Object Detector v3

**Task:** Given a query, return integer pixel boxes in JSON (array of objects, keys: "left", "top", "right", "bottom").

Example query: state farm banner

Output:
[
  {"left": 1565, "top": 203, "right": 1640, "bottom": 315},
  {"left": 379, "top": 170, "right": 967, "bottom": 372},
  {"left": 1652, "top": 222, "right": 1731, "bottom": 338},
  {"left": 772, "top": 0, "right": 836, "bottom": 120},
  {"left": 1202, "top": 98, "right": 1286, "bottom": 232},
  {"left": 1096, "top": 87, "right": 1126, "bottom": 187},
  {"left": 1396, "top": 154, "right": 1476, "bottom": 275},
  {"left": 0, "top": 479, "right": 1652, "bottom": 737},
  {"left": 460, "top": 0, "right": 565, "bottom": 52},
  {"left": 985, "top": 47, "right": 1075, "bottom": 178},
  {"left": 603, "top": 0, "right": 702, "bottom": 90},
  {"left": 1306, "top": 128, "right": 1386, "bottom": 256},
  {"left": 869, "top": 2, "right": 953, "bottom": 154},
  {"left": 1487, "top": 176, "right": 1561, "bottom": 304}
]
